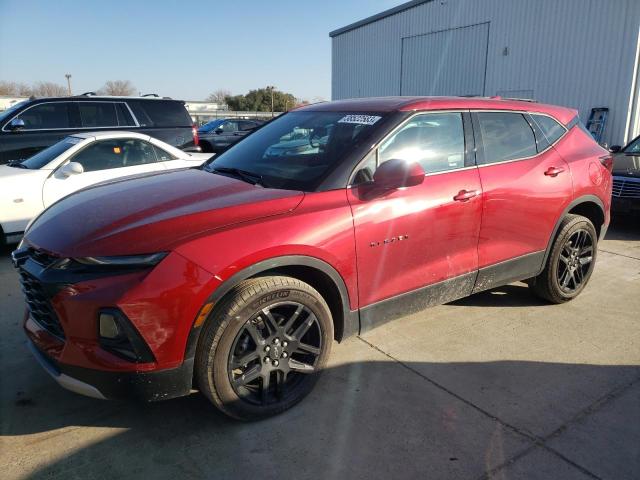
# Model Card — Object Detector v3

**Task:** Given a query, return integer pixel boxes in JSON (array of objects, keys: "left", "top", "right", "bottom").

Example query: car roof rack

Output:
[
  {"left": 78, "top": 91, "right": 97, "bottom": 96},
  {"left": 142, "top": 93, "right": 159, "bottom": 97}
]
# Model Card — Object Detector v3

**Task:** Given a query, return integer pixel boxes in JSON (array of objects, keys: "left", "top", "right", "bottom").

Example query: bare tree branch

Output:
[{"left": 99, "top": 80, "right": 137, "bottom": 96}]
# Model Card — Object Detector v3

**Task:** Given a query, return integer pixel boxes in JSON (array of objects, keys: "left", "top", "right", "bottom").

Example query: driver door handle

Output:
[
  {"left": 544, "top": 166, "right": 565, "bottom": 177},
  {"left": 453, "top": 189, "right": 480, "bottom": 202}
]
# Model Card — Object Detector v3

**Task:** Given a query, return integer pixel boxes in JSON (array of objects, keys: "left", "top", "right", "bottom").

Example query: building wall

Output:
[{"left": 331, "top": 0, "right": 640, "bottom": 145}]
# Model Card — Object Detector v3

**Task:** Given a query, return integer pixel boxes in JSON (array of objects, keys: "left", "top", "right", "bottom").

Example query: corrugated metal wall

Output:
[{"left": 331, "top": 0, "right": 640, "bottom": 145}]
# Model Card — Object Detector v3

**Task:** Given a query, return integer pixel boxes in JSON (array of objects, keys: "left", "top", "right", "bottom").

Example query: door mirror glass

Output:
[
  {"left": 373, "top": 158, "right": 425, "bottom": 190},
  {"left": 59, "top": 161, "right": 84, "bottom": 177},
  {"left": 8, "top": 118, "right": 25, "bottom": 131},
  {"left": 609, "top": 145, "right": 622, "bottom": 153}
]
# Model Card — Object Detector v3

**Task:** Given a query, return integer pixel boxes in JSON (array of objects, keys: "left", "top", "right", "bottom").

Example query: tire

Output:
[
  {"left": 195, "top": 275, "right": 333, "bottom": 421},
  {"left": 529, "top": 214, "right": 598, "bottom": 303},
  {"left": 199, "top": 141, "right": 214, "bottom": 153}
]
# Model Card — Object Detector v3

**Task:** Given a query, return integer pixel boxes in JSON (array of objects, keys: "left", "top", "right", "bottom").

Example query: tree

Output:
[
  {"left": 225, "top": 87, "right": 297, "bottom": 112},
  {"left": 31, "top": 81, "right": 67, "bottom": 97},
  {"left": 99, "top": 80, "right": 136, "bottom": 96},
  {"left": 0, "top": 80, "right": 33, "bottom": 96},
  {"left": 206, "top": 89, "right": 231, "bottom": 104}
]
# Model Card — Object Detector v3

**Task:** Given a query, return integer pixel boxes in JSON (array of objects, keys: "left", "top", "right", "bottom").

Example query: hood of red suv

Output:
[{"left": 25, "top": 169, "right": 304, "bottom": 257}]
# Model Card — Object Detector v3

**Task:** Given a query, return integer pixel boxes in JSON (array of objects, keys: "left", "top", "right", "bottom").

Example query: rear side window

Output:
[
  {"left": 477, "top": 112, "right": 537, "bottom": 163},
  {"left": 14, "top": 102, "right": 71, "bottom": 129},
  {"left": 127, "top": 101, "right": 192, "bottom": 127},
  {"left": 530, "top": 114, "right": 565, "bottom": 149},
  {"left": 115, "top": 104, "right": 136, "bottom": 126},
  {"left": 153, "top": 145, "right": 177, "bottom": 161},
  {"left": 79, "top": 102, "right": 118, "bottom": 128}
]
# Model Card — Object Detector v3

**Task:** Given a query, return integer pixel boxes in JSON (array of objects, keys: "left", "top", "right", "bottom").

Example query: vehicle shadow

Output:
[
  {"left": 448, "top": 283, "right": 547, "bottom": 308},
  {"left": 605, "top": 215, "right": 640, "bottom": 241},
  {"left": 2, "top": 353, "right": 639, "bottom": 480}
]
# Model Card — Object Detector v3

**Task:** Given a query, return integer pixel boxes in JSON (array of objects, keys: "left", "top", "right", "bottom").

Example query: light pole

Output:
[
  {"left": 65, "top": 74, "right": 72, "bottom": 96},
  {"left": 267, "top": 85, "right": 276, "bottom": 117}
]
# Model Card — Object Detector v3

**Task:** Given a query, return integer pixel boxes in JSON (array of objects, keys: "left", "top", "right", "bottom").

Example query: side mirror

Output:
[
  {"left": 59, "top": 162, "right": 84, "bottom": 178},
  {"left": 609, "top": 145, "right": 622, "bottom": 153},
  {"left": 214, "top": 128, "right": 224, "bottom": 135},
  {"left": 372, "top": 159, "right": 425, "bottom": 190},
  {"left": 8, "top": 118, "right": 25, "bottom": 132}
]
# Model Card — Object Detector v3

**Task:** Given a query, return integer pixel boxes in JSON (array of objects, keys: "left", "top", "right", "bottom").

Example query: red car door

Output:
[
  {"left": 471, "top": 111, "right": 573, "bottom": 291},
  {"left": 347, "top": 111, "right": 482, "bottom": 332}
]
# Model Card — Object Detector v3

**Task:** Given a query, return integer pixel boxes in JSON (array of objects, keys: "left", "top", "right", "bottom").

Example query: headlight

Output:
[{"left": 73, "top": 252, "right": 167, "bottom": 267}]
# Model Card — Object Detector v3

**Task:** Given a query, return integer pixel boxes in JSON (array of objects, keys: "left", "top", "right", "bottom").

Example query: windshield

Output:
[
  {"left": 19, "top": 136, "right": 82, "bottom": 169},
  {"left": 0, "top": 100, "right": 29, "bottom": 125},
  {"left": 198, "top": 119, "right": 225, "bottom": 133},
  {"left": 624, "top": 136, "right": 640, "bottom": 154},
  {"left": 204, "top": 111, "right": 387, "bottom": 191}
]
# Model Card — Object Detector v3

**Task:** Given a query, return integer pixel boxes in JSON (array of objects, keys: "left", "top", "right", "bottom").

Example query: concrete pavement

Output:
[{"left": 1, "top": 218, "right": 639, "bottom": 479}]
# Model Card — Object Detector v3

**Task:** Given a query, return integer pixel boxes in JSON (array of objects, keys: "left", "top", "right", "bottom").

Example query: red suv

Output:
[{"left": 14, "top": 97, "right": 612, "bottom": 420}]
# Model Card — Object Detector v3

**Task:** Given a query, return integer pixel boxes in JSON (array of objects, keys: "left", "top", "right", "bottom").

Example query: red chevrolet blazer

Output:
[{"left": 14, "top": 96, "right": 612, "bottom": 420}]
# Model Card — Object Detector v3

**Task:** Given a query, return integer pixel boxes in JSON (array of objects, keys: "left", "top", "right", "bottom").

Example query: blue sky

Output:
[{"left": 0, "top": 0, "right": 399, "bottom": 101}]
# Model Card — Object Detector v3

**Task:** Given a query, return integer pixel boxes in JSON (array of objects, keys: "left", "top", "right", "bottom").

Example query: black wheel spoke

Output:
[
  {"left": 292, "top": 313, "right": 317, "bottom": 341},
  {"left": 261, "top": 308, "right": 279, "bottom": 335},
  {"left": 296, "top": 342, "right": 321, "bottom": 355},
  {"left": 275, "top": 370, "right": 287, "bottom": 400},
  {"left": 245, "top": 321, "right": 265, "bottom": 346},
  {"left": 284, "top": 305, "right": 304, "bottom": 333},
  {"left": 559, "top": 253, "right": 570, "bottom": 265},
  {"left": 579, "top": 245, "right": 593, "bottom": 256},
  {"left": 232, "top": 351, "right": 259, "bottom": 369},
  {"left": 233, "top": 365, "right": 261, "bottom": 387},
  {"left": 289, "top": 358, "right": 315, "bottom": 373},
  {"left": 261, "top": 372, "right": 271, "bottom": 404}
]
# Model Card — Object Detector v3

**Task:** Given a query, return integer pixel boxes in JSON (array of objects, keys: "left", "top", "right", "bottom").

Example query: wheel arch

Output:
[
  {"left": 184, "top": 255, "right": 358, "bottom": 363},
  {"left": 539, "top": 195, "right": 606, "bottom": 273}
]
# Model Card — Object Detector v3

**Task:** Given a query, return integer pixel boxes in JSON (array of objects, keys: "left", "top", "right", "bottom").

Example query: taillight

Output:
[
  {"left": 192, "top": 125, "right": 199, "bottom": 146},
  {"left": 599, "top": 154, "right": 613, "bottom": 172}
]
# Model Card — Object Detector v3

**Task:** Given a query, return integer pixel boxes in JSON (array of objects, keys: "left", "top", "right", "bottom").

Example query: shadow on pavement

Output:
[{"left": 2, "top": 355, "right": 639, "bottom": 480}]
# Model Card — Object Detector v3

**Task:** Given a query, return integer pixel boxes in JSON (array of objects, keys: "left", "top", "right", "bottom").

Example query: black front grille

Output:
[
  {"left": 18, "top": 269, "right": 65, "bottom": 339},
  {"left": 27, "top": 247, "right": 59, "bottom": 268},
  {"left": 612, "top": 177, "right": 640, "bottom": 198}
]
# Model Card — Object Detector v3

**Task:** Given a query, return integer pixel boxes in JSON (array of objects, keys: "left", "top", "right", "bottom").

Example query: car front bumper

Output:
[{"left": 27, "top": 334, "right": 194, "bottom": 401}]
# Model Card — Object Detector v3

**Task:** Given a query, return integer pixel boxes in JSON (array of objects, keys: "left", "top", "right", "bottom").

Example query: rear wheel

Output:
[
  {"left": 195, "top": 276, "right": 333, "bottom": 421},
  {"left": 529, "top": 214, "right": 597, "bottom": 303}
]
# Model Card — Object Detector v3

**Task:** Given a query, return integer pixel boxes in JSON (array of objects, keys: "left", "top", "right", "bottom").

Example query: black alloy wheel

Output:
[
  {"left": 556, "top": 229, "right": 594, "bottom": 293},
  {"left": 195, "top": 276, "right": 333, "bottom": 420},
  {"left": 529, "top": 214, "right": 598, "bottom": 303},
  {"left": 228, "top": 301, "right": 323, "bottom": 406}
]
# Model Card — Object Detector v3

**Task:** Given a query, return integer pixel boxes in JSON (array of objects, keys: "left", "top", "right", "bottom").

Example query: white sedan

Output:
[{"left": 0, "top": 131, "right": 213, "bottom": 243}]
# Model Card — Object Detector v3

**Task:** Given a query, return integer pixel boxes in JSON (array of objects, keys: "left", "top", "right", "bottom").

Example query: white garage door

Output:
[{"left": 400, "top": 23, "right": 490, "bottom": 97}]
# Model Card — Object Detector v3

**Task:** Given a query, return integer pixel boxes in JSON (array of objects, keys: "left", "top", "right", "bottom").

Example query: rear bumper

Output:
[{"left": 28, "top": 339, "right": 193, "bottom": 402}]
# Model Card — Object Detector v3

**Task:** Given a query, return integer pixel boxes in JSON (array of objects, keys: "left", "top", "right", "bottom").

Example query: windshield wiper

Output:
[
  {"left": 212, "top": 166, "right": 266, "bottom": 187},
  {"left": 7, "top": 160, "right": 28, "bottom": 169}
]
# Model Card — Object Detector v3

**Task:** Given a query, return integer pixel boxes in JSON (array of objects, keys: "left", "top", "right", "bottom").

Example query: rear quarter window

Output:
[
  {"left": 128, "top": 101, "right": 192, "bottom": 127},
  {"left": 530, "top": 113, "right": 566, "bottom": 149}
]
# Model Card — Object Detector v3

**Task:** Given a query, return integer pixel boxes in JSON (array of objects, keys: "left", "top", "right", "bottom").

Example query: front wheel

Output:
[
  {"left": 529, "top": 214, "right": 598, "bottom": 303},
  {"left": 195, "top": 276, "right": 333, "bottom": 421}
]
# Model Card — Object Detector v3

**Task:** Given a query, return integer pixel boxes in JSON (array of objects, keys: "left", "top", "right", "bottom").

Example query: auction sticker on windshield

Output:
[{"left": 337, "top": 115, "right": 381, "bottom": 125}]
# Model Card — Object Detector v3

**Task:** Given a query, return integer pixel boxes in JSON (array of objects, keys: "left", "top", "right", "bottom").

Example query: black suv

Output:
[{"left": 0, "top": 95, "right": 198, "bottom": 164}]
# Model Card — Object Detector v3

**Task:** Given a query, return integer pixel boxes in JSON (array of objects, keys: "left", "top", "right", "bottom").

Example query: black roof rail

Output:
[
  {"left": 501, "top": 97, "right": 537, "bottom": 103},
  {"left": 78, "top": 91, "right": 97, "bottom": 96},
  {"left": 142, "top": 93, "right": 159, "bottom": 97}
]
